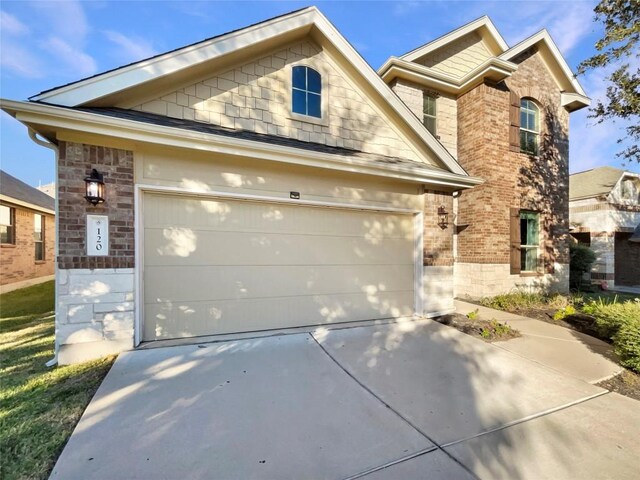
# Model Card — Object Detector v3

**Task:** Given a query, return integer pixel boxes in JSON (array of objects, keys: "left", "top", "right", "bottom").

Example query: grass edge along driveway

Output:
[{"left": 0, "top": 281, "right": 114, "bottom": 480}]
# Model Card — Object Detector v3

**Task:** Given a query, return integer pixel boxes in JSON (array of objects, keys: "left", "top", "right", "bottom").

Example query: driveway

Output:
[{"left": 50, "top": 319, "right": 640, "bottom": 479}]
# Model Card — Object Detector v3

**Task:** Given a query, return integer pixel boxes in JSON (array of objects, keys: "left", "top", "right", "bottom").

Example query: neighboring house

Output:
[
  {"left": 569, "top": 167, "right": 640, "bottom": 288},
  {"left": 0, "top": 7, "right": 587, "bottom": 364},
  {"left": 0, "top": 170, "right": 55, "bottom": 291},
  {"left": 37, "top": 182, "right": 56, "bottom": 198}
]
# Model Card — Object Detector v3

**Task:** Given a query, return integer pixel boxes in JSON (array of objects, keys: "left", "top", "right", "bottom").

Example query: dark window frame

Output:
[
  {"left": 291, "top": 65, "right": 322, "bottom": 119},
  {"left": 34, "top": 213, "right": 44, "bottom": 262},
  {"left": 0, "top": 205, "right": 16, "bottom": 245}
]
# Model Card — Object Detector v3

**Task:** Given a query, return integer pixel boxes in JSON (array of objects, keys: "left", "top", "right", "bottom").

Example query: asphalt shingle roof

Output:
[
  {"left": 0, "top": 170, "right": 55, "bottom": 212},
  {"left": 569, "top": 166, "right": 625, "bottom": 201}
]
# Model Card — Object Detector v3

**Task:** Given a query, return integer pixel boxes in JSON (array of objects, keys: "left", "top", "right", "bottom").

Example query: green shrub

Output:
[
  {"left": 481, "top": 291, "right": 568, "bottom": 312},
  {"left": 582, "top": 298, "right": 640, "bottom": 373},
  {"left": 569, "top": 243, "right": 596, "bottom": 290},
  {"left": 466, "top": 309, "right": 479, "bottom": 320},
  {"left": 553, "top": 304, "right": 577, "bottom": 321}
]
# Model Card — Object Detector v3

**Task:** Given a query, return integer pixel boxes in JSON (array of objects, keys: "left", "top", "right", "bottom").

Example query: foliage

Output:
[
  {"left": 569, "top": 244, "right": 597, "bottom": 290},
  {"left": 0, "top": 284, "right": 114, "bottom": 479},
  {"left": 480, "top": 320, "right": 517, "bottom": 340},
  {"left": 553, "top": 305, "right": 577, "bottom": 321},
  {"left": 577, "top": 0, "right": 640, "bottom": 163},
  {"left": 466, "top": 309, "right": 479, "bottom": 320},
  {"left": 480, "top": 290, "right": 568, "bottom": 311},
  {"left": 582, "top": 298, "right": 640, "bottom": 372}
]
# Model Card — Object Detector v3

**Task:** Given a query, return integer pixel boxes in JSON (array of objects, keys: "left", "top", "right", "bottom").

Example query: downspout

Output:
[{"left": 28, "top": 128, "right": 60, "bottom": 368}]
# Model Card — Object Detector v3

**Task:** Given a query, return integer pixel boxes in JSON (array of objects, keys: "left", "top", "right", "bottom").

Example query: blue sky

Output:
[{"left": 1, "top": 0, "right": 637, "bottom": 187}]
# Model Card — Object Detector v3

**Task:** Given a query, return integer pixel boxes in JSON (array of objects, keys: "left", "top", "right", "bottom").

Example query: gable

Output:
[
  {"left": 415, "top": 32, "right": 493, "bottom": 79},
  {"left": 129, "top": 39, "right": 424, "bottom": 163}
]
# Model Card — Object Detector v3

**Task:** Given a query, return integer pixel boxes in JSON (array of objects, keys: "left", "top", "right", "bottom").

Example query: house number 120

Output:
[{"left": 87, "top": 215, "right": 109, "bottom": 256}]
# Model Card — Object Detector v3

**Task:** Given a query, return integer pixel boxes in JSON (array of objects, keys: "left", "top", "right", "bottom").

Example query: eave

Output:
[
  {"left": 0, "top": 99, "right": 482, "bottom": 190},
  {"left": 379, "top": 57, "right": 518, "bottom": 96},
  {"left": 0, "top": 194, "right": 55, "bottom": 215}
]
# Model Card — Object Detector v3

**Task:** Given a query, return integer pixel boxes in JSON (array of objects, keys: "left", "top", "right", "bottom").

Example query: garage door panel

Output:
[
  {"left": 144, "top": 291, "right": 416, "bottom": 340},
  {"left": 145, "top": 194, "right": 414, "bottom": 239},
  {"left": 144, "top": 264, "right": 415, "bottom": 302},
  {"left": 143, "top": 193, "right": 416, "bottom": 341},
  {"left": 144, "top": 229, "right": 414, "bottom": 266}
]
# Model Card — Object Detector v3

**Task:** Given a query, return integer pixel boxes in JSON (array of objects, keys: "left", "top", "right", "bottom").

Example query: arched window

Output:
[
  {"left": 520, "top": 99, "right": 539, "bottom": 155},
  {"left": 292, "top": 66, "right": 321, "bottom": 118}
]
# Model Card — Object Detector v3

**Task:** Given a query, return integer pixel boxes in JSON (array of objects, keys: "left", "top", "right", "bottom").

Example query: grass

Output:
[{"left": 0, "top": 281, "right": 115, "bottom": 480}]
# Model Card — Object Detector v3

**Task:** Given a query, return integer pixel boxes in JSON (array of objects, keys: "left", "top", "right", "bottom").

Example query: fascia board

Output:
[
  {"left": 1, "top": 100, "right": 482, "bottom": 189},
  {"left": 561, "top": 92, "right": 590, "bottom": 111},
  {"left": 0, "top": 194, "right": 55, "bottom": 215},
  {"left": 29, "top": 9, "right": 317, "bottom": 106},
  {"left": 499, "top": 30, "right": 588, "bottom": 97},
  {"left": 401, "top": 16, "right": 508, "bottom": 63}
]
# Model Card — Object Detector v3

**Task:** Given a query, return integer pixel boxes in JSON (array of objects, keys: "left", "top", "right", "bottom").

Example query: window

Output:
[
  {"left": 520, "top": 99, "right": 539, "bottom": 155},
  {"left": 621, "top": 178, "right": 638, "bottom": 201},
  {"left": 520, "top": 211, "right": 540, "bottom": 272},
  {"left": 34, "top": 214, "right": 44, "bottom": 261},
  {"left": 292, "top": 66, "right": 321, "bottom": 118},
  {"left": 423, "top": 93, "right": 436, "bottom": 135},
  {"left": 0, "top": 205, "right": 15, "bottom": 244}
]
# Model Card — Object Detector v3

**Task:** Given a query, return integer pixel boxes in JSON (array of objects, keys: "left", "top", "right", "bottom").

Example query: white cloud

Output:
[
  {"left": 393, "top": 1, "right": 421, "bottom": 17},
  {"left": 42, "top": 37, "right": 97, "bottom": 76},
  {"left": 104, "top": 31, "right": 157, "bottom": 63},
  {"left": 32, "top": 0, "right": 89, "bottom": 45},
  {"left": 0, "top": 10, "right": 29, "bottom": 36},
  {"left": 0, "top": 41, "right": 42, "bottom": 78}
]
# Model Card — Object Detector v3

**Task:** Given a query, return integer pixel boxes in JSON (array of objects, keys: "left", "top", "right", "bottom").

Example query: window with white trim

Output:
[
  {"left": 520, "top": 211, "right": 540, "bottom": 272},
  {"left": 292, "top": 66, "right": 321, "bottom": 118},
  {"left": 34, "top": 214, "right": 44, "bottom": 261},
  {"left": 520, "top": 99, "right": 539, "bottom": 155},
  {"left": 423, "top": 93, "right": 436, "bottom": 135},
  {"left": 0, "top": 205, "right": 15, "bottom": 244}
]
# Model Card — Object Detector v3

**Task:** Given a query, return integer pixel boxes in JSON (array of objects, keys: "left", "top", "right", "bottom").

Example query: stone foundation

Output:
[
  {"left": 57, "top": 268, "right": 135, "bottom": 365},
  {"left": 423, "top": 266, "right": 454, "bottom": 314}
]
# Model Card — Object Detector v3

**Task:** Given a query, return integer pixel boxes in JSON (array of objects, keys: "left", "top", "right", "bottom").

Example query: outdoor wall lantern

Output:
[
  {"left": 437, "top": 205, "right": 449, "bottom": 229},
  {"left": 84, "top": 169, "right": 105, "bottom": 205}
]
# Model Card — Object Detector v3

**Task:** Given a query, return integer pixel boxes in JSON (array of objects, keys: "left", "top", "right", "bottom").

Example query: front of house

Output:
[{"left": 1, "top": 7, "right": 588, "bottom": 364}]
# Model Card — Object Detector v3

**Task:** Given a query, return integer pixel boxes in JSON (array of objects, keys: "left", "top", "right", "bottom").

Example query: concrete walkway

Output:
[
  {"left": 49, "top": 318, "right": 640, "bottom": 479},
  {"left": 454, "top": 300, "right": 623, "bottom": 383}
]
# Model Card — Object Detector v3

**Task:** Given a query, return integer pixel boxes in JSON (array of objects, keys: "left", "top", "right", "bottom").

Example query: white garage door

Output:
[{"left": 143, "top": 193, "right": 416, "bottom": 341}]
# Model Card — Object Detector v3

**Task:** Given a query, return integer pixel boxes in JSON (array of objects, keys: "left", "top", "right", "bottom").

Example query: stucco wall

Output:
[{"left": 132, "top": 40, "right": 422, "bottom": 163}]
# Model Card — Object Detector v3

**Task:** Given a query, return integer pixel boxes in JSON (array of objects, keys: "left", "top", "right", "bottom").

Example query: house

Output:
[
  {"left": 569, "top": 166, "right": 640, "bottom": 289},
  {"left": 0, "top": 7, "right": 587, "bottom": 364},
  {"left": 0, "top": 170, "right": 55, "bottom": 292},
  {"left": 37, "top": 182, "right": 56, "bottom": 198}
]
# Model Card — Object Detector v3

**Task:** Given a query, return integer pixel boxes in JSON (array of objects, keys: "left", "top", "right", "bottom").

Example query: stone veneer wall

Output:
[
  {"left": 454, "top": 48, "right": 570, "bottom": 297},
  {"left": 390, "top": 79, "right": 458, "bottom": 157},
  {"left": 56, "top": 141, "right": 135, "bottom": 364}
]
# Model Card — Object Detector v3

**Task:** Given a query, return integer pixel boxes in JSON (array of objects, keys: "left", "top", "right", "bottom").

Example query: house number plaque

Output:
[{"left": 87, "top": 215, "right": 109, "bottom": 256}]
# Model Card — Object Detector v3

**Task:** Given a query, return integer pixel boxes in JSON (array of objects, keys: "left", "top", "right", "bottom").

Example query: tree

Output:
[{"left": 577, "top": 0, "right": 639, "bottom": 163}]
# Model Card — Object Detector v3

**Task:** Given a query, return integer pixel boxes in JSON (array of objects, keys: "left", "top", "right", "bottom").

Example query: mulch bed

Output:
[
  {"left": 436, "top": 313, "right": 520, "bottom": 342},
  {"left": 596, "top": 370, "right": 640, "bottom": 402}
]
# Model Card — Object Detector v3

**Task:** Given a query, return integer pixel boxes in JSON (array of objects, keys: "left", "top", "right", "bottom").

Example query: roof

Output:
[
  {"left": 0, "top": 170, "right": 55, "bottom": 212},
  {"left": 80, "top": 107, "right": 436, "bottom": 171},
  {"left": 569, "top": 166, "right": 625, "bottom": 200}
]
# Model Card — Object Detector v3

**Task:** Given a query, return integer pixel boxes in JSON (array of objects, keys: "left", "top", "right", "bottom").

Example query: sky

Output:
[{"left": 1, "top": 0, "right": 638, "bottom": 188}]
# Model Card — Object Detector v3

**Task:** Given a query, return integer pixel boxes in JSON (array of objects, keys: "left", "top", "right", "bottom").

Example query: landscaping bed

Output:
[
  {"left": 596, "top": 370, "right": 640, "bottom": 402},
  {"left": 0, "top": 281, "right": 115, "bottom": 480},
  {"left": 436, "top": 312, "right": 520, "bottom": 342}
]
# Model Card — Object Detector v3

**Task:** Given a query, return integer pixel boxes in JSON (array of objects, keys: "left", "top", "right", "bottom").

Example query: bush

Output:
[
  {"left": 570, "top": 243, "right": 596, "bottom": 290},
  {"left": 582, "top": 298, "right": 640, "bottom": 373},
  {"left": 481, "top": 291, "right": 568, "bottom": 312},
  {"left": 553, "top": 304, "right": 576, "bottom": 321}
]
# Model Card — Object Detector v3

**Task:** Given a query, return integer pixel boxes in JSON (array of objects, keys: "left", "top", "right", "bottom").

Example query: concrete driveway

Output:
[{"left": 50, "top": 319, "right": 640, "bottom": 479}]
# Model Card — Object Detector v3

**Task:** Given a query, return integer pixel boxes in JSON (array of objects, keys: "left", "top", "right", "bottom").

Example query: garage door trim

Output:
[{"left": 134, "top": 183, "right": 424, "bottom": 345}]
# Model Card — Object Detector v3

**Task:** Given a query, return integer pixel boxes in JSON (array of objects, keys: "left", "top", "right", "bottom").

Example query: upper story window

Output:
[
  {"left": 292, "top": 66, "right": 321, "bottom": 118},
  {"left": 0, "top": 205, "right": 15, "bottom": 245},
  {"left": 520, "top": 99, "right": 539, "bottom": 155},
  {"left": 621, "top": 178, "right": 639, "bottom": 202},
  {"left": 423, "top": 93, "right": 436, "bottom": 135},
  {"left": 34, "top": 214, "right": 44, "bottom": 261}
]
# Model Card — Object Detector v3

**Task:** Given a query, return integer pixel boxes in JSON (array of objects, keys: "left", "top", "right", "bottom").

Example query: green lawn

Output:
[{"left": 0, "top": 281, "right": 114, "bottom": 480}]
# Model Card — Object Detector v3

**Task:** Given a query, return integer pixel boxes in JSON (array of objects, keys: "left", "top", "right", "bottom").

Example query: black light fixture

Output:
[
  {"left": 437, "top": 205, "right": 449, "bottom": 229},
  {"left": 84, "top": 169, "right": 105, "bottom": 205}
]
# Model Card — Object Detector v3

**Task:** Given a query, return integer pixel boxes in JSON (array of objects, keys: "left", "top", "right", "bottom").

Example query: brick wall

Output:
[
  {"left": 456, "top": 48, "right": 570, "bottom": 270},
  {"left": 423, "top": 190, "right": 454, "bottom": 266},
  {"left": 132, "top": 40, "right": 421, "bottom": 163},
  {"left": 0, "top": 204, "right": 54, "bottom": 285},
  {"left": 57, "top": 142, "right": 135, "bottom": 269}
]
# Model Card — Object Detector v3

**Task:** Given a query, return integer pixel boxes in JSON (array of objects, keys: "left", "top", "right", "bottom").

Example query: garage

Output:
[{"left": 142, "top": 192, "right": 417, "bottom": 341}]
